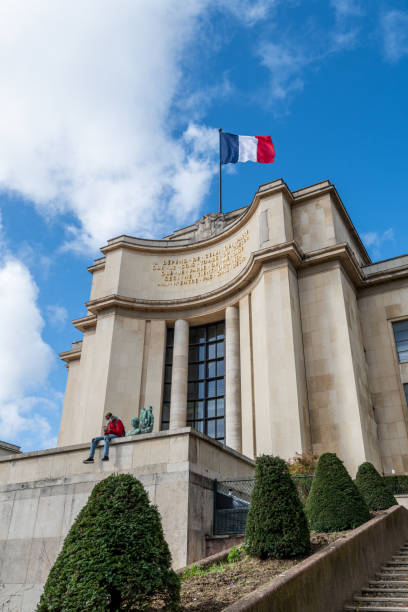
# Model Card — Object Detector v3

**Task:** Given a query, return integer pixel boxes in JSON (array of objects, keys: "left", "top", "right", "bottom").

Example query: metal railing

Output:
[{"left": 213, "top": 474, "right": 314, "bottom": 536}]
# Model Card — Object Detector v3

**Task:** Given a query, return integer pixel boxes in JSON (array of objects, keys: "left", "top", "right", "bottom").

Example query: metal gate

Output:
[{"left": 213, "top": 475, "right": 314, "bottom": 536}]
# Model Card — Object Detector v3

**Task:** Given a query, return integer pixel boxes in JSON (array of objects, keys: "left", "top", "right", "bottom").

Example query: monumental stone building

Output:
[
  {"left": 59, "top": 177, "right": 408, "bottom": 476},
  {"left": 1, "top": 177, "right": 408, "bottom": 610}
]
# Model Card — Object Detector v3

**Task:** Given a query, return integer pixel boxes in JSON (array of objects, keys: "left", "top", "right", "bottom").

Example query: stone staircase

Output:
[{"left": 344, "top": 541, "right": 408, "bottom": 610}]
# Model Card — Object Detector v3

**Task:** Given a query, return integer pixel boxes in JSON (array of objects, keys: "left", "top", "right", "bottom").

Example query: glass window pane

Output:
[
  {"left": 196, "top": 401, "right": 204, "bottom": 419},
  {"left": 207, "top": 399, "right": 216, "bottom": 418},
  {"left": 404, "top": 383, "right": 408, "bottom": 406},
  {"left": 196, "top": 420, "right": 204, "bottom": 433},
  {"left": 198, "top": 382, "right": 205, "bottom": 399},
  {"left": 165, "top": 347, "right": 173, "bottom": 363},
  {"left": 188, "top": 382, "right": 196, "bottom": 400},
  {"left": 198, "top": 327, "right": 206, "bottom": 344},
  {"left": 162, "top": 421, "right": 169, "bottom": 431},
  {"left": 199, "top": 345, "right": 205, "bottom": 361},
  {"left": 208, "top": 325, "right": 217, "bottom": 341},
  {"left": 190, "top": 327, "right": 199, "bottom": 344},
  {"left": 198, "top": 363, "right": 205, "bottom": 379},
  {"left": 187, "top": 402, "right": 194, "bottom": 421},
  {"left": 188, "top": 363, "right": 198, "bottom": 381},
  {"left": 397, "top": 340, "right": 408, "bottom": 352},
  {"left": 217, "top": 378, "right": 224, "bottom": 396},
  {"left": 187, "top": 420, "right": 193, "bottom": 427},
  {"left": 163, "top": 384, "right": 171, "bottom": 402},
  {"left": 208, "top": 380, "right": 216, "bottom": 398},
  {"left": 216, "top": 418, "right": 224, "bottom": 438},
  {"left": 217, "top": 398, "right": 224, "bottom": 416},
  {"left": 167, "top": 328, "right": 174, "bottom": 346},
  {"left": 207, "top": 361, "right": 216, "bottom": 378},
  {"left": 395, "top": 330, "right": 408, "bottom": 342},
  {"left": 394, "top": 321, "right": 408, "bottom": 334},
  {"left": 164, "top": 365, "right": 172, "bottom": 383},
  {"left": 217, "top": 342, "right": 224, "bottom": 358},
  {"left": 217, "top": 322, "right": 225, "bottom": 340},
  {"left": 162, "top": 403, "right": 170, "bottom": 422},
  {"left": 207, "top": 419, "right": 216, "bottom": 438},
  {"left": 217, "top": 360, "right": 224, "bottom": 377},
  {"left": 399, "top": 350, "right": 408, "bottom": 363},
  {"left": 189, "top": 345, "right": 199, "bottom": 361},
  {"left": 208, "top": 343, "right": 216, "bottom": 360}
]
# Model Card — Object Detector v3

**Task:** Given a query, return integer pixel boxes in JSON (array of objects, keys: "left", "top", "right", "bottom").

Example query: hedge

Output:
[
  {"left": 245, "top": 455, "right": 310, "bottom": 559},
  {"left": 356, "top": 462, "right": 397, "bottom": 511},
  {"left": 305, "top": 453, "right": 370, "bottom": 532},
  {"left": 37, "top": 474, "right": 180, "bottom": 611}
]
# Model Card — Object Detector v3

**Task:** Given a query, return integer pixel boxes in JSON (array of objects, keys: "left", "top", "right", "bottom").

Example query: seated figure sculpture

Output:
[
  {"left": 128, "top": 406, "right": 154, "bottom": 436},
  {"left": 128, "top": 416, "right": 140, "bottom": 436}
]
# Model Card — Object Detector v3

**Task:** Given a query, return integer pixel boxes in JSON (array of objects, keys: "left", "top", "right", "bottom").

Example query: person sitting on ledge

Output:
[{"left": 83, "top": 412, "right": 125, "bottom": 463}]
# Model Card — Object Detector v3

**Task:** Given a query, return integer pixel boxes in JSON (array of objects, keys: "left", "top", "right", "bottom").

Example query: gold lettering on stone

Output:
[{"left": 153, "top": 230, "right": 249, "bottom": 287}]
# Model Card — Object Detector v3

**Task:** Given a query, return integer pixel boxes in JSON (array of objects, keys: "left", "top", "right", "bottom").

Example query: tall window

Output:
[
  {"left": 393, "top": 320, "right": 408, "bottom": 363},
  {"left": 404, "top": 383, "right": 408, "bottom": 408},
  {"left": 161, "top": 322, "right": 225, "bottom": 443},
  {"left": 161, "top": 328, "right": 174, "bottom": 430}
]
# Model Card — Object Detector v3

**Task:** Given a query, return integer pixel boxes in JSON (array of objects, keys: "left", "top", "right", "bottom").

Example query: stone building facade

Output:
[{"left": 58, "top": 178, "right": 408, "bottom": 476}]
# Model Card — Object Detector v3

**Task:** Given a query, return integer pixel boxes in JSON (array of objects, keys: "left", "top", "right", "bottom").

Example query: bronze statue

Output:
[
  {"left": 128, "top": 407, "right": 154, "bottom": 436},
  {"left": 128, "top": 416, "right": 141, "bottom": 436}
]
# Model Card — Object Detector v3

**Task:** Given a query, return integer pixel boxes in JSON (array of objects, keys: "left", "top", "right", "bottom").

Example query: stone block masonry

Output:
[{"left": 0, "top": 429, "right": 254, "bottom": 612}]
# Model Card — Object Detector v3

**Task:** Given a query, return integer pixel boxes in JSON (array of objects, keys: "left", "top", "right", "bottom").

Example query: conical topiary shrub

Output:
[
  {"left": 305, "top": 453, "right": 370, "bottom": 532},
  {"left": 37, "top": 474, "right": 180, "bottom": 611},
  {"left": 355, "top": 461, "right": 397, "bottom": 511},
  {"left": 245, "top": 455, "right": 310, "bottom": 559}
]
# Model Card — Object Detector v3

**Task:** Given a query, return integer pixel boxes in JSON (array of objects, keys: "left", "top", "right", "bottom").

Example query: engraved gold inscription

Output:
[{"left": 152, "top": 230, "right": 249, "bottom": 287}]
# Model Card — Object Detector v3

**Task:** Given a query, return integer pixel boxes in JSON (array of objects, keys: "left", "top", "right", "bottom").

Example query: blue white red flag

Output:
[{"left": 220, "top": 132, "right": 275, "bottom": 165}]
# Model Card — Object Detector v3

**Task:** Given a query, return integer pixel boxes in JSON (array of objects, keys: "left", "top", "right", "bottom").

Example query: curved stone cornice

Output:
[
  {"left": 99, "top": 179, "right": 293, "bottom": 256},
  {"left": 70, "top": 242, "right": 408, "bottom": 332}
]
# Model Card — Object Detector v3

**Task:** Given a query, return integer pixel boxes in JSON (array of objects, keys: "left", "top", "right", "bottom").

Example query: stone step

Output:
[
  {"left": 376, "top": 574, "right": 408, "bottom": 580},
  {"left": 354, "top": 596, "right": 408, "bottom": 603},
  {"left": 369, "top": 582, "right": 408, "bottom": 587},
  {"left": 388, "top": 561, "right": 408, "bottom": 564},
  {"left": 363, "top": 589, "right": 408, "bottom": 594}
]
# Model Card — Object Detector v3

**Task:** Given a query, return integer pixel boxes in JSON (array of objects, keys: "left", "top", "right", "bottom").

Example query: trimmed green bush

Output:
[
  {"left": 37, "top": 474, "right": 180, "bottom": 611},
  {"left": 305, "top": 453, "right": 370, "bottom": 532},
  {"left": 355, "top": 462, "right": 397, "bottom": 510},
  {"left": 245, "top": 455, "right": 310, "bottom": 559}
]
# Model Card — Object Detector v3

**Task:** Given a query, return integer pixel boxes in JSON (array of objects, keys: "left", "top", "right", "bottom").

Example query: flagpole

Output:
[{"left": 218, "top": 128, "right": 222, "bottom": 214}]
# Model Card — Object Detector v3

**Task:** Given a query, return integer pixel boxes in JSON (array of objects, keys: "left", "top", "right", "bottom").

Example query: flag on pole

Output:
[{"left": 220, "top": 132, "right": 275, "bottom": 165}]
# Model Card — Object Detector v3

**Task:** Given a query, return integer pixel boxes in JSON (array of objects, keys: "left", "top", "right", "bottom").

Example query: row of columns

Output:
[{"left": 169, "top": 306, "right": 242, "bottom": 453}]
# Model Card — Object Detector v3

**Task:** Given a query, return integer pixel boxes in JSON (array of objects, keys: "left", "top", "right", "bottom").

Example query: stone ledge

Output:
[{"left": 0, "top": 427, "right": 254, "bottom": 466}]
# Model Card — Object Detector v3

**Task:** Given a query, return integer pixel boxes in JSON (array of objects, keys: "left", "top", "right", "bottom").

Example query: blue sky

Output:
[{"left": 0, "top": 0, "right": 407, "bottom": 451}]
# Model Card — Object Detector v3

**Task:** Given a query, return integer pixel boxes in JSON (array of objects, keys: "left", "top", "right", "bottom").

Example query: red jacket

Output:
[{"left": 105, "top": 418, "right": 125, "bottom": 437}]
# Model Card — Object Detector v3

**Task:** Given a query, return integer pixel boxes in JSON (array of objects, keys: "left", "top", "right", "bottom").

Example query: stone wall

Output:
[{"left": 0, "top": 429, "right": 254, "bottom": 612}]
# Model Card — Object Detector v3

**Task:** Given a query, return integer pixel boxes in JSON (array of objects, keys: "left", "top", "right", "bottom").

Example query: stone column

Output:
[
  {"left": 169, "top": 319, "right": 189, "bottom": 430},
  {"left": 225, "top": 306, "right": 242, "bottom": 452}
]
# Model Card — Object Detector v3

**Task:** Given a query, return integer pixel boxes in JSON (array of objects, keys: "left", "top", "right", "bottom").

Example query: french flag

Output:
[{"left": 220, "top": 132, "right": 275, "bottom": 165}]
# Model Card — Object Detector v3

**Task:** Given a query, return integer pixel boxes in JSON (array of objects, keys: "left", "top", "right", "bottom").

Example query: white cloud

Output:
[
  {"left": 217, "top": 0, "right": 277, "bottom": 26},
  {"left": 0, "top": 1, "right": 277, "bottom": 255},
  {"left": 361, "top": 228, "right": 394, "bottom": 259},
  {"left": 46, "top": 305, "right": 68, "bottom": 328},
  {"left": 330, "top": 0, "right": 363, "bottom": 19},
  {"left": 0, "top": 211, "right": 56, "bottom": 450},
  {"left": 382, "top": 10, "right": 408, "bottom": 63},
  {"left": 0, "top": 1, "right": 226, "bottom": 253},
  {"left": 258, "top": 42, "right": 305, "bottom": 102}
]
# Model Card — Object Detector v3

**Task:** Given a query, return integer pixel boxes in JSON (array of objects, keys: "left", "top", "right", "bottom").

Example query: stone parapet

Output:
[{"left": 0, "top": 429, "right": 254, "bottom": 612}]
